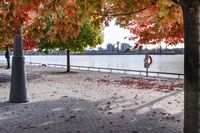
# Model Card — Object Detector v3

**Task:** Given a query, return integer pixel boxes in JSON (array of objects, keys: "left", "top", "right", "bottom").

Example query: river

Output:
[{"left": 0, "top": 55, "right": 184, "bottom": 73}]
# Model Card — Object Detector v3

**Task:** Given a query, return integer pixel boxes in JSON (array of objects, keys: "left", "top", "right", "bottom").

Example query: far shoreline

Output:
[{"left": 23, "top": 53, "right": 184, "bottom": 56}]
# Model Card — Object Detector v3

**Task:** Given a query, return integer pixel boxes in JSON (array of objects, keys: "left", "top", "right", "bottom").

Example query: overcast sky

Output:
[
  {"left": 99, "top": 20, "right": 184, "bottom": 50},
  {"left": 101, "top": 20, "right": 133, "bottom": 48}
]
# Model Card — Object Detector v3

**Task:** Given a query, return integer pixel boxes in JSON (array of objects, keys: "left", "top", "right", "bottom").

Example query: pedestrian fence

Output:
[{"left": 0, "top": 60, "right": 184, "bottom": 79}]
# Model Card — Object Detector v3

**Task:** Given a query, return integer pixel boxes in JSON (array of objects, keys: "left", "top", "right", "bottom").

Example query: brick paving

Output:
[{"left": 0, "top": 65, "right": 183, "bottom": 133}]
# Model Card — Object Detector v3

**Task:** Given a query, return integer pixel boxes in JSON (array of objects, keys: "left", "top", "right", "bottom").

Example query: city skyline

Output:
[{"left": 100, "top": 20, "right": 184, "bottom": 50}]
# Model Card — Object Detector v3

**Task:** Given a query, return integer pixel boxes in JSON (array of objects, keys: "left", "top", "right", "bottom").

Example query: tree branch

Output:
[
  {"left": 171, "top": 0, "right": 181, "bottom": 6},
  {"left": 53, "top": 1, "right": 62, "bottom": 20},
  {"left": 92, "top": 0, "right": 158, "bottom": 17},
  {"left": 47, "top": 0, "right": 56, "bottom": 8},
  {"left": 47, "top": 0, "right": 61, "bottom": 8}
]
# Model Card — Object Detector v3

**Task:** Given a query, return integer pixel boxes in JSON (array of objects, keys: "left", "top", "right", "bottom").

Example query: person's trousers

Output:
[{"left": 6, "top": 58, "right": 10, "bottom": 69}]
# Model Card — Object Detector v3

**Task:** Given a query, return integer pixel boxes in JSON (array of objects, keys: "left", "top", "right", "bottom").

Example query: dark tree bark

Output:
[
  {"left": 182, "top": 1, "right": 200, "bottom": 133},
  {"left": 67, "top": 49, "right": 70, "bottom": 72}
]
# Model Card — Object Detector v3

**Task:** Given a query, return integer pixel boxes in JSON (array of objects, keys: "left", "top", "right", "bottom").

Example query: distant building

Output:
[
  {"left": 107, "top": 44, "right": 115, "bottom": 52},
  {"left": 121, "top": 43, "right": 131, "bottom": 52},
  {"left": 26, "top": 50, "right": 36, "bottom": 55},
  {"left": 98, "top": 47, "right": 104, "bottom": 51},
  {"left": 116, "top": 41, "right": 120, "bottom": 52}
]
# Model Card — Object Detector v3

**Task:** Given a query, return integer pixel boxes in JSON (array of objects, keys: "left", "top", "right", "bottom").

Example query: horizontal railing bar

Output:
[
  {"left": 70, "top": 65, "right": 184, "bottom": 76},
  {"left": 0, "top": 60, "right": 184, "bottom": 78},
  {"left": 25, "top": 62, "right": 42, "bottom": 65}
]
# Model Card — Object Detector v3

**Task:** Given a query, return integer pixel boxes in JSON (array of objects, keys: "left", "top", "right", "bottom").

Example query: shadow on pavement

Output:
[
  {"left": 0, "top": 74, "right": 41, "bottom": 84},
  {"left": 0, "top": 91, "right": 183, "bottom": 133}
]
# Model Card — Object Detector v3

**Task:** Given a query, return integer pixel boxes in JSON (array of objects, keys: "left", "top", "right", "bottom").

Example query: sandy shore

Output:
[{"left": 0, "top": 64, "right": 184, "bottom": 133}]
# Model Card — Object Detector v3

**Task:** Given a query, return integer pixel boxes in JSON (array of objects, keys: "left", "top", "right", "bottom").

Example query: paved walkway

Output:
[{"left": 0, "top": 65, "right": 183, "bottom": 133}]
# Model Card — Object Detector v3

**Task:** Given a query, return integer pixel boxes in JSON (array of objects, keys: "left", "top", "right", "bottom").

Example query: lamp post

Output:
[
  {"left": 144, "top": 45, "right": 149, "bottom": 77},
  {"left": 9, "top": 27, "right": 28, "bottom": 103}
]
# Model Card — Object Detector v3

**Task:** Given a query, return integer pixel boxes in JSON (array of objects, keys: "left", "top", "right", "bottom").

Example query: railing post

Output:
[{"left": 146, "top": 68, "right": 148, "bottom": 77}]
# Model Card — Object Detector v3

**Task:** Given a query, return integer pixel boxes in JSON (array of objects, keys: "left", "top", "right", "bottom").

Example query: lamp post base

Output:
[{"left": 9, "top": 57, "right": 28, "bottom": 103}]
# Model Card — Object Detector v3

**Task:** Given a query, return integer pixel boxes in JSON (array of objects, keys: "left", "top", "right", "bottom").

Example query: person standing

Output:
[{"left": 5, "top": 45, "right": 10, "bottom": 69}]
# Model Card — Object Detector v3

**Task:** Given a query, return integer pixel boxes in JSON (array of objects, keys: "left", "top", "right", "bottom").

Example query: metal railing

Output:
[
  {"left": 46, "top": 63, "right": 184, "bottom": 79},
  {"left": 0, "top": 60, "right": 184, "bottom": 79}
]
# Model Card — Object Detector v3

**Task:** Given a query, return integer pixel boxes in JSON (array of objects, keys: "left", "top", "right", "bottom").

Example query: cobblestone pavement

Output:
[{"left": 0, "top": 65, "right": 184, "bottom": 133}]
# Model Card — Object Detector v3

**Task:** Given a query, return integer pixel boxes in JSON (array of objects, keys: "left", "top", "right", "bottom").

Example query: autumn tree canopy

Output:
[
  {"left": 0, "top": 0, "right": 183, "bottom": 50},
  {"left": 126, "top": 0, "right": 183, "bottom": 46},
  {"left": 0, "top": 0, "right": 86, "bottom": 49},
  {"left": 37, "top": 19, "right": 103, "bottom": 53},
  {"left": 76, "top": 0, "right": 183, "bottom": 46}
]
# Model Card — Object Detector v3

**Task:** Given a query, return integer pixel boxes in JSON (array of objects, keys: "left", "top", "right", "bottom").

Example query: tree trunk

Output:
[
  {"left": 67, "top": 49, "right": 70, "bottom": 72},
  {"left": 182, "top": 1, "right": 200, "bottom": 133}
]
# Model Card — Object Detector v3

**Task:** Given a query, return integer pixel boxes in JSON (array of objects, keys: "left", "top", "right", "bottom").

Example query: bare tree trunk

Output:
[
  {"left": 182, "top": 1, "right": 200, "bottom": 133},
  {"left": 67, "top": 49, "right": 70, "bottom": 72}
]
